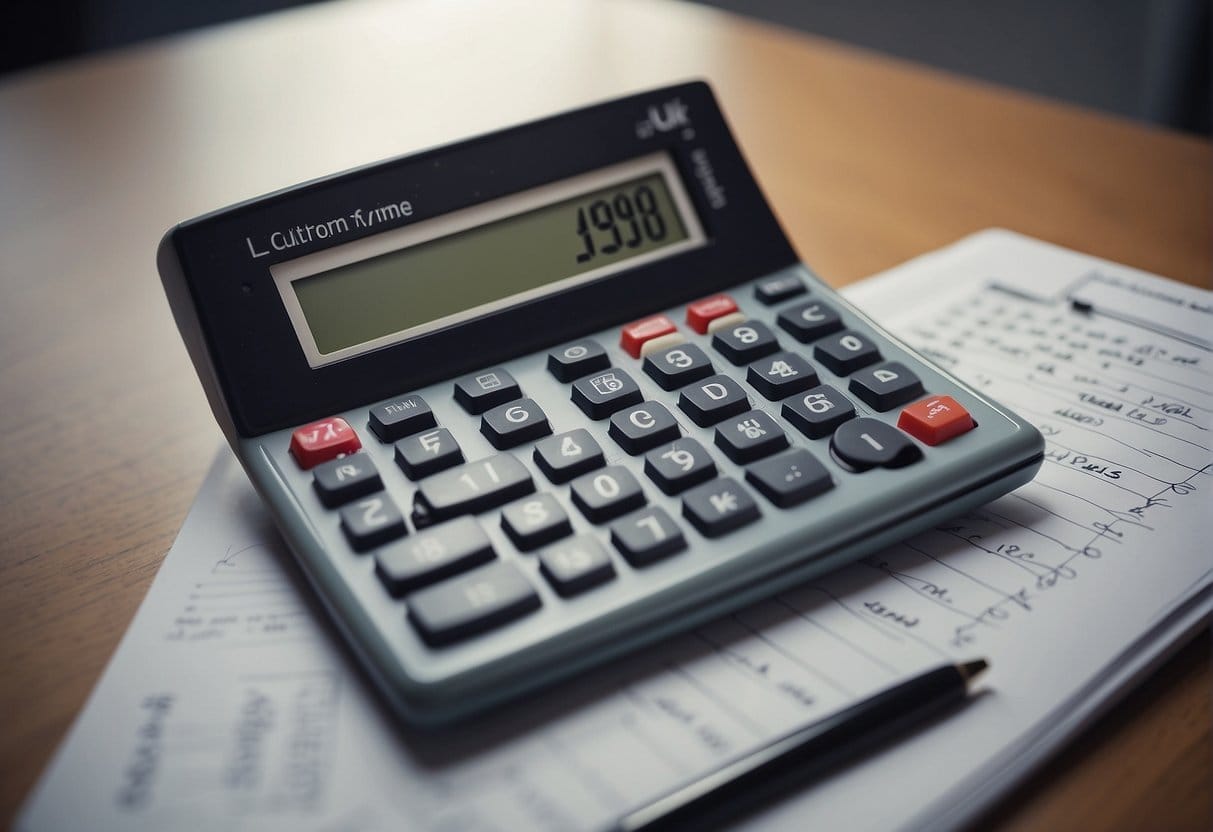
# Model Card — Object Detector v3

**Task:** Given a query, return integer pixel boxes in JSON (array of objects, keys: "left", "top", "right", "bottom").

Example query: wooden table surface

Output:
[{"left": 1, "top": 0, "right": 1208, "bottom": 828}]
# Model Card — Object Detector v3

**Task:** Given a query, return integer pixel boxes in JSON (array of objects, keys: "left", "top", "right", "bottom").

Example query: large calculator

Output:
[{"left": 158, "top": 82, "right": 1043, "bottom": 725}]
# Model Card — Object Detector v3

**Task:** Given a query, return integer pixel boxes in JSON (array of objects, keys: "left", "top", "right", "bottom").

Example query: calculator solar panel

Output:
[{"left": 159, "top": 82, "right": 1043, "bottom": 724}]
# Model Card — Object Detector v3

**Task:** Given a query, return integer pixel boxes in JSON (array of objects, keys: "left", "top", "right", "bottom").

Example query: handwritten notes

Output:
[{"left": 19, "top": 230, "right": 1212, "bottom": 832}]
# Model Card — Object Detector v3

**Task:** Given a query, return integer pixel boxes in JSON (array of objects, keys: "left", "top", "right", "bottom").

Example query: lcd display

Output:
[{"left": 271, "top": 153, "right": 705, "bottom": 367}]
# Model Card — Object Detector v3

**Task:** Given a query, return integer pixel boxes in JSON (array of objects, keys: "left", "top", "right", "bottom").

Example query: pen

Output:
[{"left": 611, "top": 659, "right": 990, "bottom": 832}]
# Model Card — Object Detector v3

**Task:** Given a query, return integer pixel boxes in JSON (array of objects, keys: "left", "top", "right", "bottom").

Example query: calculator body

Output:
[{"left": 159, "top": 82, "right": 1043, "bottom": 725}]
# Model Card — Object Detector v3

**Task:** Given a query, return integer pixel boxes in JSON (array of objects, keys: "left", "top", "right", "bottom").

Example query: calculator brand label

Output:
[
  {"left": 634, "top": 98, "right": 690, "bottom": 139},
  {"left": 244, "top": 199, "right": 415, "bottom": 259}
]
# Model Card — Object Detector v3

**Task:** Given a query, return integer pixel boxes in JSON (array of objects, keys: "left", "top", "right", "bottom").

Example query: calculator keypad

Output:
[{"left": 274, "top": 270, "right": 992, "bottom": 670}]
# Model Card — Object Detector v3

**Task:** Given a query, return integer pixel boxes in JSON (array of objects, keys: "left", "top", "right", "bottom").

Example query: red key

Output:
[
  {"left": 620, "top": 314, "right": 677, "bottom": 359},
  {"left": 290, "top": 416, "right": 362, "bottom": 468},
  {"left": 686, "top": 293, "right": 739, "bottom": 334},
  {"left": 897, "top": 395, "right": 975, "bottom": 446}
]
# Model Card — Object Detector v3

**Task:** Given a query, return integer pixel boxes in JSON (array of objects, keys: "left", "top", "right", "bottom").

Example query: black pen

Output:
[{"left": 611, "top": 659, "right": 990, "bottom": 832}]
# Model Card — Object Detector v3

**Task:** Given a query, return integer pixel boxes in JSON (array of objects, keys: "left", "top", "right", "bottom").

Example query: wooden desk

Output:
[{"left": 1, "top": 0, "right": 1208, "bottom": 827}]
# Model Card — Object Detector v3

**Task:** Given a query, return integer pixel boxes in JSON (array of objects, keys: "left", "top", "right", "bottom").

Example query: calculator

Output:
[{"left": 158, "top": 82, "right": 1043, "bottom": 725}]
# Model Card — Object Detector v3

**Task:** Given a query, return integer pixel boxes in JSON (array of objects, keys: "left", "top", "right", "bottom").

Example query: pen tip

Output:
[{"left": 957, "top": 658, "right": 989, "bottom": 685}]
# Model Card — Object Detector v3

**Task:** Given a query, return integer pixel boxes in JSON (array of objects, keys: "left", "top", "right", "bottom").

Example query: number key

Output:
[
  {"left": 539, "top": 535, "right": 616, "bottom": 597},
  {"left": 339, "top": 493, "right": 406, "bottom": 551},
  {"left": 643, "top": 438, "right": 717, "bottom": 495},
  {"left": 375, "top": 516, "right": 494, "bottom": 596},
  {"left": 813, "top": 330, "right": 881, "bottom": 375},
  {"left": 533, "top": 429, "right": 605, "bottom": 483},
  {"left": 406, "top": 561, "right": 541, "bottom": 647},
  {"left": 746, "top": 351, "right": 819, "bottom": 400},
  {"left": 414, "top": 454, "right": 535, "bottom": 523},
  {"left": 500, "top": 494, "right": 572, "bottom": 551},
  {"left": 782, "top": 384, "right": 856, "bottom": 439},
  {"left": 610, "top": 506, "right": 686, "bottom": 567},
  {"left": 643, "top": 343, "right": 714, "bottom": 390},
  {"left": 313, "top": 453, "right": 381, "bottom": 507},
  {"left": 712, "top": 320, "right": 780, "bottom": 365},
  {"left": 570, "top": 465, "right": 646, "bottom": 523},
  {"left": 481, "top": 398, "right": 552, "bottom": 449}
]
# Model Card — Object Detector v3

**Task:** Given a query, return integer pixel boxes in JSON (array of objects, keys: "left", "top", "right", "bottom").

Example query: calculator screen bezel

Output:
[{"left": 159, "top": 81, "right": 798, "bottom": 437}]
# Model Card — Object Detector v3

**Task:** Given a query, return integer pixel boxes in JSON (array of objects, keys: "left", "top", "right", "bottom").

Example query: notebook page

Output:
[{"left": 18, "top": 230, "right": 1212, "bottom": 832}]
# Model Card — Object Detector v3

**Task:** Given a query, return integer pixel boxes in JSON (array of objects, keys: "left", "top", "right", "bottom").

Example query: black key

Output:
[
  {"left": 714, "top": 410, "right": 789, "bottom": 464},
  {"left": 681, "top": 477, "right": 760, "bottom": 538},
  {"left": 644, "top": 438, "right": 717, "bottom": 495},
  {"left": 610, "top": 506, "right": 686, "bottom": 567},
  {"left": 782, "top": 384, "right": 856, "bottom": 439},
  {"left": 547, "top": 339, "right": 610, "bottom": 382},
  {"left": 830, "top": 418, "right": 923, "bottom": 470},
  {"left": 481, "top": 398, "right": 552, "bottom": 449},
  {"left": 339, "top": 492, "right": 406, "bottom": 551},
  {"left": 500, "top": 494, "right": 572, "bottom": 551},
  {"left": 570, "top": 465, "right": 646, "bottom": 523},
  {"left": 814, "top": 330, "right": 882, "bottom": 375},
  {"left": 415, "top": 454, "right": 535, "bottom": 522},
  {"left": 406, "top": 561, "right": 540, "bottom": 647},
  {"left": 777, "top": 300, "right": 844, "bottom": 343},
  {"left": 745, "top": 448, "right": 834, "bottom": 508},
  {"left": 375, "top": 516, "right": 494, "bottom": 596},
  {"left": 313, "top": 452, "right": 381, "bottom": 507},
  {"left": 454, "top": 368, "right": 521, "bottom": 414},
  {"left": 678, "top": 374, "right": 750, "bottom": 427},
  {"left": 395, "top": 428, "right": 463, "bottom": 480},
  {"left": 533, "top": 429, "right": 605, "bottom": 484},
  {"left": 712, "top": 320, "right": 780, "bottom": 365},
  {"left": 746, "top": 351, "right": 819, "bottom": 400},
  {"left": 571, "top": 368, "right": 644, "bottom": 419},
  {"left": 368, "top": 395, "right": 437, "bottom": 442},
  {"left": 643, "top": 343, "right": 714, "bottom": 390},
  {"left": 538, "top": 535, "right": 615, "bottom": 597},
  {"left": 849, "top": 362, "right": 926, "bottom": 411},
  {"left": 609, "top": 401, "right": 680, "bottom": 454},
  {"left": 754, "top": 274, "right": 807, "bottom": 305}
]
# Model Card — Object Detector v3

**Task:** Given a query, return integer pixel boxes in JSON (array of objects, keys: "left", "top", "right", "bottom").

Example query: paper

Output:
[{"left": 18, "top": 230, "right": 1212, "bottom": 832}]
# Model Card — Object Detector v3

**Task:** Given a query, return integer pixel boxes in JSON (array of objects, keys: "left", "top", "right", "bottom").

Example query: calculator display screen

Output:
[{"left": 272, "top": 153, "right": 706, "bottom": 367}]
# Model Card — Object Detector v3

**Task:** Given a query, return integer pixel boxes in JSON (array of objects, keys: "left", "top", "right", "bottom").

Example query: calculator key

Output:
[
  {"left": 745, "top": 448, "right": 834, "bottom": 508},
  {"left": 643, "top": 343, "right": 714, "bottom": 391},
  {"left": 368, "top": 395, "right": 436, "bottom": 442},
  {"left": 639, "top": 332, "right": 687, "bottom": 358},
  {"left": 312, "top": 453, "right": 382, "bottom": 507},
  {"left": 570, "top": 466, "right": 646, "bottom": 523},
  {"left": 782, "top": 384, "right": 856, "bottom": 439},
  {"left": 746, "top": 351, "right": 819, "bottom": 400},
  {"left": 539, "top": 535, "right": 616, "bottom": 597},
  {"left": 395, "top": 428, "right": 463, "bottom": 480},
  {"left": 714, "top": 410, "right": 789, "bottom": 464},
  {"left": 375, "top": 516, "right": 494, "bottom": 596},
  {"left": 681, "top": 477, "right": 760, "bottom": 538},
  {"left": 290, "top": 417, "right": 361, "bottom": 469},
  {"left": 644, "top": 438, "right": 717, "bottom": 495},
  {"left": 897, "top": 395, "right": 976, "bottom": 446},
  {"left": 610, "top": 506, "right": 687, "bottom": 567},
  {"left": 547, "top": 339, "right": 610, "bottom": 382},
  {"left": 621, "top": 314, "right": 678, "bottom": 359},
  {"left": 533, "top": 429, "right": 605, "bottom": 484},
  {"left": 777, "top": 300, "right": 844, "bottom": 343},
  {"left": 686, "top": 293, "right": 739, "bottom": 334},
  {"left": 415, "top": 454, "right": 535, "bottom": 522},
  {"left": 831, "top": 418, "right": 923, "bottom": 470},
  {"left": 501, "top": 494, "right": 573, "bottom": 551},
  {"left": 609, "top": 402, "right": 680, "bottom": 454},
  {"left": 813, "top": 331, "right": 882, "bottom": 375},
  {"left": 481, "top": 398, "right": 552, "bottom": 449},
  {"left": 848, "top": 362, "right": 925, "bottom": 411},
  {"left": 454, "top": 368, "right": 521, "bottom": 414},
  {"left": 754, "top": 274, "right": 807, "bottom": 305},
  {"left": 339, "top": 493, "right": 406, "bottom": 551},
  {"left": 406, "top": 561, "right": 541, "bottom": 647},
  {"left": 571, "top": 368, "right": 644, "bottom": 419},
  {"left": 711, "top": 320, "right": 780, "bottom": 365},
  {"left": 678, "top": 374, "right": 750, "bottom": 427}
]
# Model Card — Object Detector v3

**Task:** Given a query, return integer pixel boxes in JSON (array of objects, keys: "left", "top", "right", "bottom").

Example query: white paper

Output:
[{"left": 19, "top": 229, "right": 1213, "bottom": 832}]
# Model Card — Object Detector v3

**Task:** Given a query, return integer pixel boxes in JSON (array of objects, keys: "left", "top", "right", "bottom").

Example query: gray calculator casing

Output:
[{"left": 159, "top": 82, "right": 1043, "bottom": 725}]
